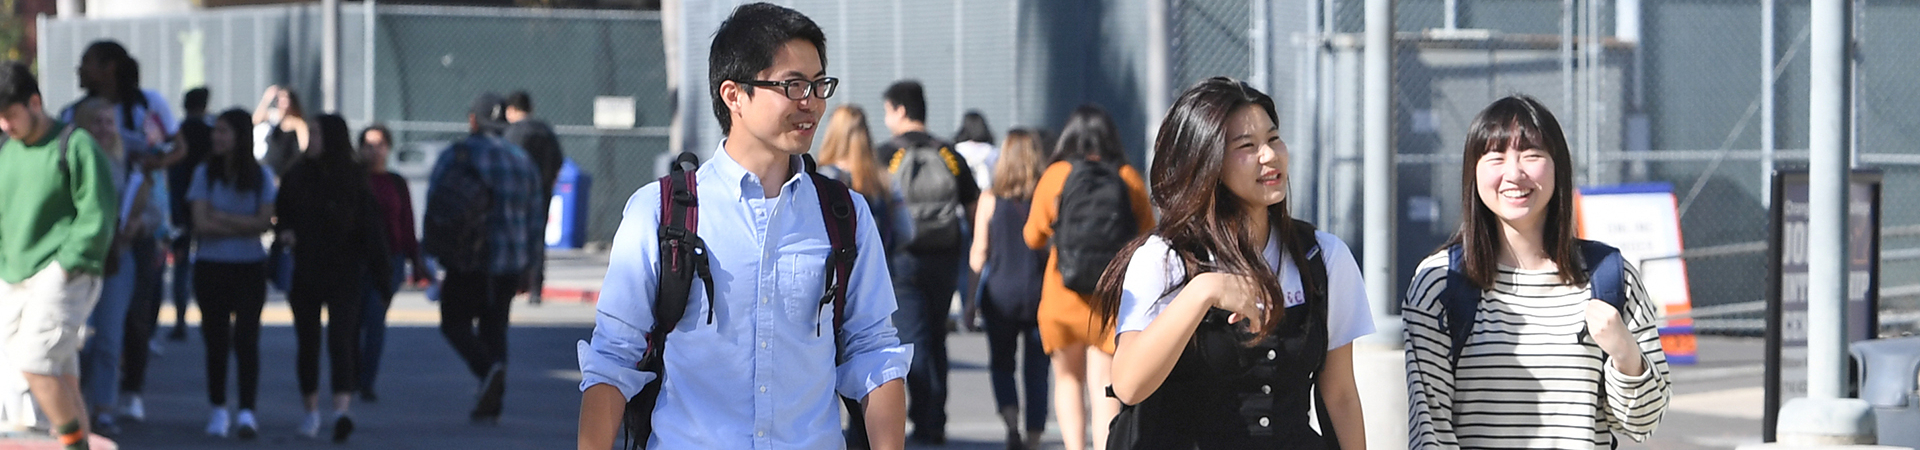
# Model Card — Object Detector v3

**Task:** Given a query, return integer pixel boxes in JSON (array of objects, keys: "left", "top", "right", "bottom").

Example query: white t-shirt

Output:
[
  {"left": 954, "top": 141, "right": 997, "bottom": 191},
  {"left": 1116, "top": 229, "right": 1375, "bottom": 350}
]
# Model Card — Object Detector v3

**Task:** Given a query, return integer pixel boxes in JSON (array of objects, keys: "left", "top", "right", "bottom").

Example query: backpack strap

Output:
[
  {"left": 802, "top": 154, "right": 860, "bottom": 356},
  {"left": 623, "top": 151, "right": 708, "bottom": 449},
  {"left": 1289, "top": 220, "right": 1343, "bottom": 449},
  {"left": 1440, "top": 243, "right": 1480, "bottom": 367},
  {"left": 1577, "top": 239, "right": 1629, "bottom": 314}
]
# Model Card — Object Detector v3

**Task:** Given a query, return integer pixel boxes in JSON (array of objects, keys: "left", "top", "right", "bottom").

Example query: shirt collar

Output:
[{"left": 706, "top": 139, "right": 809, "bottom": 200}]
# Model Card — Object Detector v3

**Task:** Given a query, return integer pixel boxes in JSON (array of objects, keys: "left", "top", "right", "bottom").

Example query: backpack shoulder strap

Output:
[
  {"left": 1441, "top": 243, "right": 1481, "bottom": 367},
  {"left": 1578, "top": 239, "right": 1629, "bottom": 314},
  {"left": 56, "top": 125, "right": 76, "bottom": 175},
  {"left": 641, "top": 152, "right": 711, "bottom": 372},
  {"left": 803, "top": 154, "right": 860, "bottom": 360},
  {"left": 1290, "top": 220, "right": 1344, "bottom": 449}
]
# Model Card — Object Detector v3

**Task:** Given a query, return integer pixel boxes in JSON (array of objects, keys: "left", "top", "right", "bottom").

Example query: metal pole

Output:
[
  {"left": 1145, "top": 0, "right": 1170, "bottom": 171},
  {"left": 1363, "top": 0, "right": 1397, "bottom": 345},
  {"left": 364, "top": 0, "right": 376, "bottom": 123},
  {"left": 1806, "top": 0, "right": 1849, "bottom": 402},
  {"left": 322, "top": 0, "right": 340, "bottom": 113},
  {"left": 1250, "top": 0, "right": 1268, "bottom": 90},
  {"left": 1849, "top": 0, "right": 1862, "bottom": 169},
  {"left": 1761, "top": 0, "right": 1776, "bottom": 207},
  {"left": 56, "top": 0, "right": 78, "bottom": 18},
  {"left": 1560, "top": 0, "right": 1573, "bottom": 120},
  {"left": 1444, "top": 0, "right": 1458, "bottom": 30}
]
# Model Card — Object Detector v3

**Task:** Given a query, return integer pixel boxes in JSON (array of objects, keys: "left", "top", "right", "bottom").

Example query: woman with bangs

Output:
[
  {"left": 1089, "top": 77, "right": 1370, "bottom": 449},
  {"left": 1402, "top": 95, "right": 1670, "bottom": 449}
]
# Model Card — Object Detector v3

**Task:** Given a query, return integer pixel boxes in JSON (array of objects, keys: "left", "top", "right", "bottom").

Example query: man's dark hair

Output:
[
  {"left": 184, "top": 87, "right": 210, "bottom": 113},
  {"left": 882, "top": 81, "right": 927, "bottom": 123},
  {"left": 0, "top": 61, "right": 38, "bottom": 108},
  {"left": 505, "top": 90, "right": 533, "bottom": 113},
  {"left": 708, "top": 2, "right": 826, "bottom": 134}
]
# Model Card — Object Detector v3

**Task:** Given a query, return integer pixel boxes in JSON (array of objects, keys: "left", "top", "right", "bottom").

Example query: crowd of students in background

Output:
[{"left": 0, "top": 36, "right": 564, "bottom": 448}]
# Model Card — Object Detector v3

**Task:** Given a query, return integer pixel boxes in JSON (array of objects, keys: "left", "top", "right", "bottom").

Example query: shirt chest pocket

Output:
[{"left": 779, "top": 252, "right": 831, "bottom": 329}]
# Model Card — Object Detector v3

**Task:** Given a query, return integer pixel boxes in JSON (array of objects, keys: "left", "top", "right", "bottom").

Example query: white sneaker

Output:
[
  {"left": 297, "top": 411, "right": 322, "bottom": 439},
  {"left": 205, "top": 408, "right": 230, "bottom": 437},
  {"left": 120, "top": 395, "right": 145, "bottom": 422}
]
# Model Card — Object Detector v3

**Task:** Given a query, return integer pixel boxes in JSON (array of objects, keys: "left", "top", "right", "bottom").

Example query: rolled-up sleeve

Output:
[
  {"left": 834, "top": 191, "right": 912, "bottom": 401},
  {"left": 577, "top": 183, "right": 664, "bottom": 399}
]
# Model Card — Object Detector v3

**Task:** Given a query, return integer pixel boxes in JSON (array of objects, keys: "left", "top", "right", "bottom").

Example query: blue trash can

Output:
[{"left": 546, "top": 158, "right": 592, "bottom": 249}]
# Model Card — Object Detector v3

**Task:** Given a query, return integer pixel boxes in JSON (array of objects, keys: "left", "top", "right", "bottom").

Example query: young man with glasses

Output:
[{"left": 576, "top": 3, "right": 909, "bottom": 449}]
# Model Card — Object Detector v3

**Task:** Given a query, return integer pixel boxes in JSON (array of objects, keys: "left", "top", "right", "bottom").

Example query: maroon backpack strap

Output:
[{"left": 802, "top": 155, "right": 860, "bottom": 354}]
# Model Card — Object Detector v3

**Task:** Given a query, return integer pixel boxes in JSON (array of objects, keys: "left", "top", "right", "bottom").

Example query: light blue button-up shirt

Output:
[{"left": 577, "top": 143, "right": 912, "bottom": 449}]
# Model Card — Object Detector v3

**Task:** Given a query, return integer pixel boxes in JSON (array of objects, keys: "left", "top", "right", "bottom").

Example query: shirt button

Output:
[
  {"left": 762, "top": 296, "right": 770, "bottom": 304},
  {"left": 1261, "top": 385, "right": 1271, "bottom": 394},
  {"left": 1258, "top": 417, "right": 1270, "bottom": 427},
  {"left": 757, "top": 431, "right": 765, "bottom": 437},
  {"left": 1266, "top": 350, "right": 1277, "bottom": 360},
  {"left": 760, "top": 341, "right": 768, "bottom": 348},
  {"left": 760, "top": 386, "right": 768, "bottom": 393}
]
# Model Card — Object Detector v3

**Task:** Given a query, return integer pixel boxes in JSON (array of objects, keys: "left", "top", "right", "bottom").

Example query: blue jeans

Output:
[
  {"left": 82, "top": 249, "right": 136, "bottom": 409},
  {"left": 891, "top": 249, "right": 960, "bottom": 436},
  {"left": 984, "top": 301, "right": 1049, "bottom": 432},
  {"left": 359, "top": 255, "right": 406, "bottom": 393}
]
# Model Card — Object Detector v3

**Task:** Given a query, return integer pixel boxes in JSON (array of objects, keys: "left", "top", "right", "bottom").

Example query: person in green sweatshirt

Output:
[{"left": 0, "top": 61, "right": 119, "bottom": 450}]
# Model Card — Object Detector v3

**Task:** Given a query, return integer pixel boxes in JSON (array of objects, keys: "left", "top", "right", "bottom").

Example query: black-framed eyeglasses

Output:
[{"left": 735, "top": 77, "right": 839, "bottom": 100}]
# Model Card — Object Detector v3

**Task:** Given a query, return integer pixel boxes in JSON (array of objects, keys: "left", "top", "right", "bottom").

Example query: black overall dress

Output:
[{"left": 1108, "top": 222, "right": 1340, "bottom": 450}]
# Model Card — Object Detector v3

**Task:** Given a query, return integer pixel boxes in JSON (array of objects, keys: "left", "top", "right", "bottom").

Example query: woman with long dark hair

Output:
[
  {"left": 1022, "top": 104, "right": 1154, "bottom": 450},
  {"left": 188, "top": 109, "right": 276, "bottom": 439},
  {"left": 968, "top": 129, "right": 1051, "bottom": 450},
  {"left": 1090, "top": 78, "right": 1370, "bottom": 449},
  {"left": 1402, "top": 95, "right": 1669, "bottom": 449},
  {"left": 274, "top": 114, "right": 389, "bottom": 442},
  {"left": 254, "top": 85, "right": 309, "bottom": 176}
]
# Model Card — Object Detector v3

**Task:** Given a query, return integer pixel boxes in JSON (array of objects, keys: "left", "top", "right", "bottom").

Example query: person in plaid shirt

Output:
[{"left": 425, "top": 92, "right": 545, "bottom": 424}]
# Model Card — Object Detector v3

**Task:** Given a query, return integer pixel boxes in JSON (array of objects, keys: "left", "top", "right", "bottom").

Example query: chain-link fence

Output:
[
  {"left": 1173, "top": 0, "right": 1920, "bottom": 337},
  {"left": 37, "top": 4, "right": 670, "bottom": 245}
]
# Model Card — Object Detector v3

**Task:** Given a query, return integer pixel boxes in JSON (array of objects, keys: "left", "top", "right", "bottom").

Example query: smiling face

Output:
[
  {"left": 723, "top": 38, "right": 825, "bottom": 157},
  {"left": 1474, "top": 134, "right": 1557, "bottom": 237},
  {"left": 1220, "top": 104, "right": 1289, "bottom": 211}
]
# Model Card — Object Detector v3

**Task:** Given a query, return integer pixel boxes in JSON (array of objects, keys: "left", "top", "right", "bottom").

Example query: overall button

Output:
[
  {"left": 1266, "top": 350, "right": 1277, "bottom": 360},
  {"left": 1261, "top": 385, "right": 1271, "bottom": 394},
  {"left": 1258, "top": 417, "right": 1270, "bottom": 427}
]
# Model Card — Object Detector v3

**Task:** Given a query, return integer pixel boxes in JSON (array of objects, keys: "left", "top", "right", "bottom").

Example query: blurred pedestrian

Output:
[
  {"left": 356, "top": 124, "right": 428, "bottom": 403},
  {"left": 275, "top": 114, "right": 389, "bottom": 442},
  {"left": 188, "top": 109, "right": 276, "bottom": 439},
  {"left": 881, "top": 80, "right": 980, "bottom": 444},
  {"left": 0, "top": 60, "right": 118, "bottom": 450},
  {"left": 424, "top": 93, "right": 541, "bottom": 425},
  {"left": 968, "top": 128, "right": 1050, "bottom": 450},
  {"left": 502, "top": 91, "right": 563, "bottom": 305},
  {"left": 253, "top": 85, "right": 309, "bottom": 176},
  {"left": 1023, "top": 104, "right": 1153, "bottom": 450}
]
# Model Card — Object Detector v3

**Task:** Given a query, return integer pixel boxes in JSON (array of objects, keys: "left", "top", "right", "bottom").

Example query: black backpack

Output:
[
  {"left": 1053, "top": 159, "right": 1137, "bottom": 294},
  {"left": 622, "top": 153, "right": 862, "bottom": 449},
  {"left": 891, "top": 143, "right": 965, "bottom": 253},
  {"left": 422, "top": 140, "right": 495, "bottom": 273}
]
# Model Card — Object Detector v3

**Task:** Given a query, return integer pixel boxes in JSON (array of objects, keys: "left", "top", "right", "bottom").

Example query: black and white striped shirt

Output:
[{"left": 1403, "top": 252, "right": 1670, "bottom": 449}]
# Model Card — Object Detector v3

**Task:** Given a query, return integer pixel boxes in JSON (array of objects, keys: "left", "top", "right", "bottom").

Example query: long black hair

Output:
[
  {"left": 1051, "top": 104, "right": 1128, "bottom": 165},
  {"left": 80, "top": 40, "right": 148, "bottom": 131},
  {"left": 953, "top": 110, "right": 994, "bottom": 145},
  {"left": 1091, "top": 77, "right": 1311, "bottom": 343},
  {"left": 1444, "top": 95, "right": 1586, "bottom": 289},
  {"left": 207, "top": 109, "right": 264, "bottom": 192}
]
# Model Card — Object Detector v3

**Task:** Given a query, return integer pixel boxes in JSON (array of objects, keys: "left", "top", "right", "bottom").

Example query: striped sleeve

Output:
[
  {"left": 1403, "top": 253, "right": 1458, "bottom": 450},
  {"left": 1601, "top": 261, "right": 1671, "bottom": 442}
]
